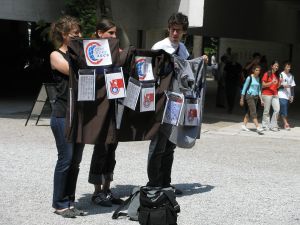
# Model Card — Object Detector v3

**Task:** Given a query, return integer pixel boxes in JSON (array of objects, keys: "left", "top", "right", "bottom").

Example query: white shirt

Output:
[
  {"left": 151, "top": 37, "right": 189, "bottom": 60},
  {"left": 278, "top": 71, "right": 296, "bottom": 99}
]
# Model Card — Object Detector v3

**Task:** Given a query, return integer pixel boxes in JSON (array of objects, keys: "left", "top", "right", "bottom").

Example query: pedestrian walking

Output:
[
  {"left": 261, "top": 61, "right": 281, "bottom": 131},
  {"left": 224, "top": 53, "right": 242, "bottom": 113},
  {"left": 278, "top": 62, "right": 296, "bottom": 130},
  {"left": 240, "top": 65, "right": 264, "bottom": 133}
]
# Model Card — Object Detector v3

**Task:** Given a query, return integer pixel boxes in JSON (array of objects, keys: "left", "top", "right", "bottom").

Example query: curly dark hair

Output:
[
  {"left": 50, "top": 15, "right": 81, "bottom": 47},
  {"left": 168, "top": 12, "right": 189, "bottom": 31}
]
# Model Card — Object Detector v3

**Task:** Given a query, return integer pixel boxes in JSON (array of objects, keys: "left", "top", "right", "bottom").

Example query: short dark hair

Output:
[
  {"left": 252, "top": 64, "right": 261, "bottom": 72},
  {"left": 283, "top": 61, "right": 291, "bottom": 68},
  {"left": 168, "top": 12, "right": 189, "bottom": 31}
]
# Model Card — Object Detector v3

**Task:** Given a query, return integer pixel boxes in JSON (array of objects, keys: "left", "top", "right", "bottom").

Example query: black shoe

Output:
[
  {"left": 54, "top": 209, "right": 77, "bottom": 218},
  {"left": 106, "top": 190, "right": 124, "bottom": 205},
  {"left": 91, "top": 192, "right": 112, "bottom": 207}
]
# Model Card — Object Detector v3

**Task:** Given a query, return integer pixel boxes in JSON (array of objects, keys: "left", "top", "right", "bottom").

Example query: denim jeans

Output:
[
  {"left": 279, "top": 98, "right": 289, "bottom": 117},
  {"left": 147, "top": 130, "right": 176, "bottom": 187},
  {"left": 88, "top": 143, "right": 118, "bottom": 185},
  {"left": 50, "top": 116, "right": 85, "bottom": 209},
  {"left": 261, "top": 95, "right": 280, "bottom": 129}
]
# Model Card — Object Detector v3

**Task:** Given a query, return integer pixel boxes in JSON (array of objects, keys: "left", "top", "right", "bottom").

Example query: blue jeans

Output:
[
  {"left": 50, "top": 116, "right": 85, "bottom": 209},
  {"left": 279, "top": 98, "right": 289, "bottom": 117}
]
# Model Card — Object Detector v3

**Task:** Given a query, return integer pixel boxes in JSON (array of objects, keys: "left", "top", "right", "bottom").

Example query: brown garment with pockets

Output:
[
  {"left": 66, "top": 39, "right": 174, "bottom": 144},
  {"left": 66, "top": 38, "right": 120, "bottom": 144},
  {"left": 117, "top": 49, "right": 174, "bottom": 142}
]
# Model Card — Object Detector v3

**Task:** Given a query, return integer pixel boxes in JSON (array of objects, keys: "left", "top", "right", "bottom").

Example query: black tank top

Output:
[{"left": 51, "top": 49, "right": 69, "bottom": 117}]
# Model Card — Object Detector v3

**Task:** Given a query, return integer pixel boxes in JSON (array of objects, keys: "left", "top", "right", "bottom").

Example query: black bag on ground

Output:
[{"left": 138, "top": 186, "right": 180, "bottom": 225}]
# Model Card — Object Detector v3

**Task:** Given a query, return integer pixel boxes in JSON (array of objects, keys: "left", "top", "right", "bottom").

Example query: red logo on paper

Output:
[
  {"left": 143, "top": 93, "right": 154, "bottom": 108},
  {"left": 110, "top": 79, "right": 124, "bottom": 95},
  {"left": 188, "top": 108, "right": 197, "bottom": 121}
]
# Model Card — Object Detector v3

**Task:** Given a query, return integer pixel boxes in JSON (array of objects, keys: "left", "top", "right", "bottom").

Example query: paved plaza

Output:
[{"left": 0, "top": 81, "right": 299, "bottom": 225}]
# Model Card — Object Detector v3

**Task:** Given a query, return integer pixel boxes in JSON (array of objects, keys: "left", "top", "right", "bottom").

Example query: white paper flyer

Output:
[
  {"left": 135, "top": 56, "right": 154, "bottom": 81},
  {"left": 83, "top": 39, "right": 112, "bottom": 66},
  {"left": 140, "top": 86, "right": 155, "bottom": 112},
  {"left": 123, "top": 77, "right": 141, "bottom": 110},
  {"left": 77, "top": 69, "right": 96, "bottom": 101},
  {"left": 104, "top": 67, "right": 126, "bottom": 99}
]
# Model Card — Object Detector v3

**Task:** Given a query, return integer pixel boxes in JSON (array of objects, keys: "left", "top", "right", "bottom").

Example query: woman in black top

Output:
[{"left": 49, "top": 15, "right": 84, "bottom": 218}]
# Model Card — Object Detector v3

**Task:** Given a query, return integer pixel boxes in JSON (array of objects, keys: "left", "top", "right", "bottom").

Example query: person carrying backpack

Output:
[{"left": 240, "top": 65, "right": 264, "bottom": 133}]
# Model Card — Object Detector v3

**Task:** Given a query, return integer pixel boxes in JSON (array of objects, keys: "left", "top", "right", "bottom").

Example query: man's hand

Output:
[{"left": 202, "top": 55, "right": 208, "bottom": 64}]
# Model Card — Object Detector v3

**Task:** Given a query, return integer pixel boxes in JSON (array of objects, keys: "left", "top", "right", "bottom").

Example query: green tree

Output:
[{"left": 64, "top": 0, "right": 98, "bottom": 37}]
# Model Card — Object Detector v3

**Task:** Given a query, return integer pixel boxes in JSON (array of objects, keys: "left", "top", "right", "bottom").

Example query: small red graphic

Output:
[
  {"left": 110, "top": 79, "right": 124, "bottom": 95},
  {"left": 188, "top": 108, "right": 197, "bottom": 121},
  {"left": 143, "top": 93, "right": 154, "bottom": 108}
]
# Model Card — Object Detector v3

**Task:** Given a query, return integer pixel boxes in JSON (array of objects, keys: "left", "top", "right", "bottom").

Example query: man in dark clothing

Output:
[
  {"left": 224, "top": 54, "right": 242, "bottom": 113},
  {"left": 147, "top": 13, "right": 190, "bottom": 191}
]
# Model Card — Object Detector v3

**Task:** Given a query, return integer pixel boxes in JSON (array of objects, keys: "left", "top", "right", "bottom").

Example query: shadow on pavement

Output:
[
  {"left": 76, "top": 183, "right": 214, "bottom": 215},
  {"left": 174, "top": 183, "right": 214, "bottom": 197},
  {"left": 76, "top": 184, "right": 138, "bottom": 215}
]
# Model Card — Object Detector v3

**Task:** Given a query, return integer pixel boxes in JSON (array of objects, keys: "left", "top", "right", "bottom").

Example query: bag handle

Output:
[
  {"left": 161, "top": 190, "right": 181, "bottom": 213},
  {"left": 112, "top": 190, "right": 140, "bottom": 219},
  {"left": 112, "top": 195, "right": 131, "bottom": 219}
]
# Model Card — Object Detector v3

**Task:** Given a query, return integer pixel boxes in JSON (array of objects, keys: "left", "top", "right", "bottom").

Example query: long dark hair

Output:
[
  {"left": 267, "top": 60, "right": 279, "bottom": 78},
  {"left": 95, "top": 18, "right": 116, "bottom": 38}
]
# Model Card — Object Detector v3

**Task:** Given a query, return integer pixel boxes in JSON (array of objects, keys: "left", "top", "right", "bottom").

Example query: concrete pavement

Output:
[{"left": 0, "top": 80, "right": 299, "bottom": 225}]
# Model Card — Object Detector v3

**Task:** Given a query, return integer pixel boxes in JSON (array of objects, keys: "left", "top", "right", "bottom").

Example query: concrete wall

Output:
[
  {"left": 292, "top": 44, "right": 300, "bottom": 79},
  {"left": 0, "top": 0, "right": 65, "bottom": 22},
  {"left": 219, "top": 38, "right": 290, "bottom": 68},
  {"left": 111, "top": 0, "right": 182, "bottom": 46},
  {"left": 179, "top": 0, "right": 204, "bottom": 27},
  {"left": 204, "top": 0, "right": 300, "bottom": 75},
  {"left": 203, "top": 0, "right": 299, "bottom": 45},
  {"left": 111, "top": 0, "right": 205, "bottom": 47}
]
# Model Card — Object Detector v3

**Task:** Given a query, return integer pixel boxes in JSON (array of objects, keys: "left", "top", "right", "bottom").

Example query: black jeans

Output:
[
  {"left": 147, "top": 130, "right": 176, "bottom": 187},
  {"left": 50, "top": 116, "right": 85, "bottom": 209},
  {"left": 88, "top": 143, "right": 118, "bottom": 185}
]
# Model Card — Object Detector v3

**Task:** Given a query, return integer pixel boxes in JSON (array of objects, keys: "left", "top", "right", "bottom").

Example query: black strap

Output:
[
  {"left": 174, "top": 45, "right": 180, "bottom": 55},
  {"left": 112, "top": 191, "right": 139, "bottom": 219},
  {"left": 245, "top": 76, "right": 253, "bottom": 95}
]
